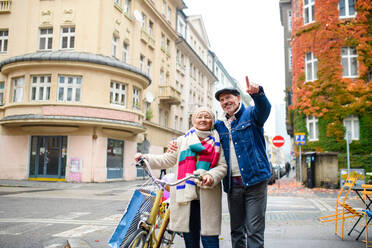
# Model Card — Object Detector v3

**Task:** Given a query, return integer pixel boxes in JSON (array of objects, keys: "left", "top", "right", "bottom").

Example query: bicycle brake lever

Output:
[{"left": 192, "top": 171, "right": 203, "bottom": 181}]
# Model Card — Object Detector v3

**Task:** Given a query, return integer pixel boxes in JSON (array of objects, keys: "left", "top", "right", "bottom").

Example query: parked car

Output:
[
  {"left": 272, "top": 163, "right": 286, "bottom": 178},
  {"left": 268, "top": 163, "right": 276, "bottom": 185}
]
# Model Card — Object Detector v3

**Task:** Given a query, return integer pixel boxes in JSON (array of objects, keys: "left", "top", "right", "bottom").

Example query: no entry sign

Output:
[{"left": 272, "top": 135, "right": 285, "bottom": 148}]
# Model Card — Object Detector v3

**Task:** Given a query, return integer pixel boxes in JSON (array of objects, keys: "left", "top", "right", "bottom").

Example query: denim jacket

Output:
[{"left": 214, "top": 88, "right": 272, "bottom": 193}]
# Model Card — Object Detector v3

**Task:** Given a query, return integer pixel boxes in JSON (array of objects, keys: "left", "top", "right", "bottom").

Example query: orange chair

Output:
[
  {"left": 361, "top": 184, "right": 372, "bottom": 247},
  {"left": 319, "top": 176, "right": 362, "bottom": 240}
]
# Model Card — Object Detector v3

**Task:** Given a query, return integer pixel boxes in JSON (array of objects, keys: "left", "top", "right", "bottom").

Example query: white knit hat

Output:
[{"left": 191, "top": 107, "right": 215, "bottom": 129}]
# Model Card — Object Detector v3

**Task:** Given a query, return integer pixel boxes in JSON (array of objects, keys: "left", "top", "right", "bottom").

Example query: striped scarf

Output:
[{"left": 176, "top": 128, "right": 220, "bottom": 203}]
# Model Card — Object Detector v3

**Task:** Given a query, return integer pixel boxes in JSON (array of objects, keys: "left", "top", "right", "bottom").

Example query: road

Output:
[{"left": 0, "top": 175, "right": 367, "bottom": 248}]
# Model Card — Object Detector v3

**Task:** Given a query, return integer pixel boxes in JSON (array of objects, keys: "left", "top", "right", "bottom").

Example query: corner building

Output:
[{"left": 0, "top": 0, "right": 189, "bottom": 182}]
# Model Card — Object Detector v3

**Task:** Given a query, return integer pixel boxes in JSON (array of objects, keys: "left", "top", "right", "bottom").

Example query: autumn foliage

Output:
[{"left": 290, "top": 0, "right": 372, "bottom": 142}]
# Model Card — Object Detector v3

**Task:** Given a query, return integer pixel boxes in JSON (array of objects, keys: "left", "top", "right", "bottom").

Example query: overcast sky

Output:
[{"left": 184, "top": 0, "right": 287, "bottom": 137}]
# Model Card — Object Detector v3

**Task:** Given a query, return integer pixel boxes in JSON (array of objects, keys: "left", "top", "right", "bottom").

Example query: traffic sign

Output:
[
  {"left": 272, "top": 135, "right": 285, "bottom": 148},
  {"left": 295, "top": 132, "right": 306, "bottom": 145}
]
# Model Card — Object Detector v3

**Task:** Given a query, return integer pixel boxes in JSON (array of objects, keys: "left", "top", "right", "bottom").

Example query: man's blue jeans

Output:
[
  {"left": 227, "top": 179, "right": 268, "bottom": 248},
  {"left": 183, "top": 200, "right": 220, "bottom": 248}
]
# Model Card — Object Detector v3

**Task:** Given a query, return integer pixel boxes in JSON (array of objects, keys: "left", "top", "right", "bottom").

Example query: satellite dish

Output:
[
  {"left": 145, "top": 92, "right": 154, "bottom": 103},
  {"left": 133, "top": 10, "right": 142, "bottom": 22}
]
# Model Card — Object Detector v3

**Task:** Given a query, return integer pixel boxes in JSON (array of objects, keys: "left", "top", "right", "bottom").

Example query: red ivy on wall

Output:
[{"left": 290, "top": 0, "right": 372, "bottom": 140}]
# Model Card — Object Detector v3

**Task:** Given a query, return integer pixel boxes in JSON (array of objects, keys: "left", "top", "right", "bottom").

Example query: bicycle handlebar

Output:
[{"left": 135, "top": 157, "right": 203, "bottom": 189}]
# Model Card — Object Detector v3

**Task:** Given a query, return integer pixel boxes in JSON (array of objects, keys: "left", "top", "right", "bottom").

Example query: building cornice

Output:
[{"left": 0, "top": 51, "right": 151, "bottom": 85}]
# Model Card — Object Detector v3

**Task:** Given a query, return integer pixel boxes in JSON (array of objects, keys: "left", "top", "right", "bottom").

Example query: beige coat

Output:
[{"left": 144, "top": 135, "right": 227, "bottom": 236}]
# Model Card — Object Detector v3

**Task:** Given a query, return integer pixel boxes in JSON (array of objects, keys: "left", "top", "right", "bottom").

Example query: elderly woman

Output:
[{"left": 135, "top": 107, "right": 227, "bottom": 248}]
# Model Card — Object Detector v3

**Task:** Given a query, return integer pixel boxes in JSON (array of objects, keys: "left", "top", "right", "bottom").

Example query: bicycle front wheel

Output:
[
  {"left": 159, "top": 230, "right": 175, "bottom": 248},
  {"left": 120, "top": 229, "right": 149, "bottom": 248}
]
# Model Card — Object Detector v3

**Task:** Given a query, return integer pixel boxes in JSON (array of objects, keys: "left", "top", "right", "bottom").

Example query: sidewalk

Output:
[{"left": 265, "top": 176, "right": 364, "bottom": 248}]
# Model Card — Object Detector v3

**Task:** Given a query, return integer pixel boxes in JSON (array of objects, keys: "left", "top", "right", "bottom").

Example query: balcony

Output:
[
  {"left": 176, "top": 62, "right": 185, "bottom": 74},
  {"left": 0, "top": 0, "right": 11, "bottom": 13},
  {"left": 158, "top": 85, "right": 181, "bottom": 105},
  {"left": 148, "top": 36, "right": 155, "bottom": 50},
  {"left": 140, "top": 29, "right": 149, "bottom": 44}
]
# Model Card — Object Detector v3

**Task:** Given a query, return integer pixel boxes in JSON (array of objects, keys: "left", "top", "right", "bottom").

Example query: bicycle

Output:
[{"left": 120, "top": 157, "right": 202, "bottom": 248}]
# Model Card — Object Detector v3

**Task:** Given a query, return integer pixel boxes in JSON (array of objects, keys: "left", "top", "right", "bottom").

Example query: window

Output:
[
  {"left": 166, "top": 39, "right": 170, "bottom": 53},
  {"left": 123, "top": 42, "right": 129, "bottom": 63},
  {"left": 124, "top": 0, "right": 131, "bottom": 14},
  {"left": 139, "top": 54, "right": 145, "bottom": 72},
  {"left": 341, "top": 47, "right": 358, "bottom": 78},
  {"left": 288, "top": 10, "right": 292, "bottom": 32},
  {"left": 289, "top": 48, "right": 292, "bottom": 70},
  {"left": 305, "top": 52, "right": 318, "bottom": 82},
  {"left": 39, "top": 28, "right": 53, "bottom": 50},
  {"left": 114, "top": 0, "right": 121, "bottom": 7},
  {"left": 61, "top": 27, "right": 75, "bottom": 49},
  {"left": 141, "top": 13, "right": 146, "bottom": 29},
  {"left": 30, "top": 75, "right": 51, "bottom": 101},
  {"left": 165, "top": 73, "right": 169, "bottom": 85},
  {"left": 178, "top": 21, "right": 184, "bottom": 37},
  {"left": 147, "top": 60, "right": 152, "bottom": 76},
  {"left": 110, "top": 81, "right": 126, "bottom": 106},
  {"left": 167, "top": 7, "right": 171, "bottom": 21},
  {"left": 160, "top": 70, "right": 164, "bottom": 84},
  {"left": 12, "top": 77, "right": 25, "bottom": 103},
  {"left": 174, "top": 116, "right": 178, "bottom": 130},
  {"left": 159, "top": 109, "right": 162, "bottom": 125},
  {"left": 161, "top": 33, "right": 165, "bottom": 49},
  {"left": 306, "top": 115, "right": 318, "bottom": 141},
  {"left": 112, "top": 36, "right": 119, "bottom": 58},
  {"left": 132, "top": 87, "right": 140, "bottom": 109},
  {"left": 303, "top": 0, "right": 315, "bottom": 24},
  {"left": 58, "top": 75, "right": 82, "bottom": 102},
  {"left": 0, "top": 81, "right": 4, "bottom": 105},
  {"left": 339, "top": 0, "right": 356, "bottom": 18},
  {"left": 148, "top": 20, "right": 153, "bottom": 36},
  {"left": 0, "top": 30, "right": 8, "bottom": 53},
  {"left": 162, "top": 1, "right": 166, "bottom": 14},
  {"left": 180, "top": 117, "right": 183, "bottom": 130},
  {"left": 164, "top": 111, "right": 168, "bottom": 127},
  {"left": 343, "top": 115, "right": 359, "bottom": 140}
]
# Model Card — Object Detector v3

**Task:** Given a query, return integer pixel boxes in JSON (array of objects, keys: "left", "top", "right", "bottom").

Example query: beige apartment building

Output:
[{"left": 0, "top": 0, "right": 220, "bottom": 183}]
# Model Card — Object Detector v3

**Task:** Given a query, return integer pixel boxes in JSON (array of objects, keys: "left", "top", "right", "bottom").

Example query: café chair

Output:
[
  {"left": 319, "top": 176, "right": 362, "bottom": 240},
  {"left": 361, "top": 184, "right": 372, "bottom": 247}
]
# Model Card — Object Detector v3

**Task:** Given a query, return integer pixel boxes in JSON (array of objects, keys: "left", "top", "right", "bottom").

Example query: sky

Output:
[{"left": 183, "top": 1, "right": 287, "bottom": 138}]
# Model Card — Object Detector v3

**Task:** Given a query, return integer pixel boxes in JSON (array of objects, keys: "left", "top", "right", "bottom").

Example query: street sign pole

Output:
[
  {"left": 295, "top": 133, "right": 305, "bottom": 185},
  {"left": 299, "top": 145, "right": 302, "bottom": 184}
]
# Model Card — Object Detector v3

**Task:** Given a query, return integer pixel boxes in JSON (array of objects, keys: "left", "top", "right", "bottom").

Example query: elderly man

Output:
[{"left": 214, "top": 77, "right": 271, "bottom": 248}]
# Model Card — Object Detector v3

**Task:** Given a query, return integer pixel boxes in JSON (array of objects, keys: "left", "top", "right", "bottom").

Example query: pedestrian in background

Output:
[
  {"left": 159, "top": 169, "right": 167, "bottom": 179},
  {"left": 214, "top": 76, "right": 271, "bottom": 248},
  {"left": 285, "top": 162, "right": 291, "bottom": 177},
  {"left": 135, "top": 107, "right": 227, "bottom": 248}
]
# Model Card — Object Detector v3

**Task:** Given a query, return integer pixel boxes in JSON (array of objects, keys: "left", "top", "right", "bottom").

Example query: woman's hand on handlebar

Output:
[
  {"left": 200, "top": 174, "right": 214, "bottom": 186},
  {"left": 134, "top": 153, "right": 143, "bottom": 162}
]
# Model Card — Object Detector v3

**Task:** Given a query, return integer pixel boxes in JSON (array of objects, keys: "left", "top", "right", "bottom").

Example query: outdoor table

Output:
[{"left": 348, "top": 186, "right": 372, "bottom": 240}]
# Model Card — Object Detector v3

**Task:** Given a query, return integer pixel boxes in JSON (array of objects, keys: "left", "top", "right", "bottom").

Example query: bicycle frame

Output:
[
  {"left": 139, "top": 187, "right": 169, "bottom": 248},
  {"left": 125, "top": 158, "right": 200, "bottom": 248}
]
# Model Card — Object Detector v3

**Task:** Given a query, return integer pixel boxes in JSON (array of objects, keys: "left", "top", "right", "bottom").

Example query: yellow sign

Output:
[{"left": 294, "top": 132, "right": 305, "bottom": 136}]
